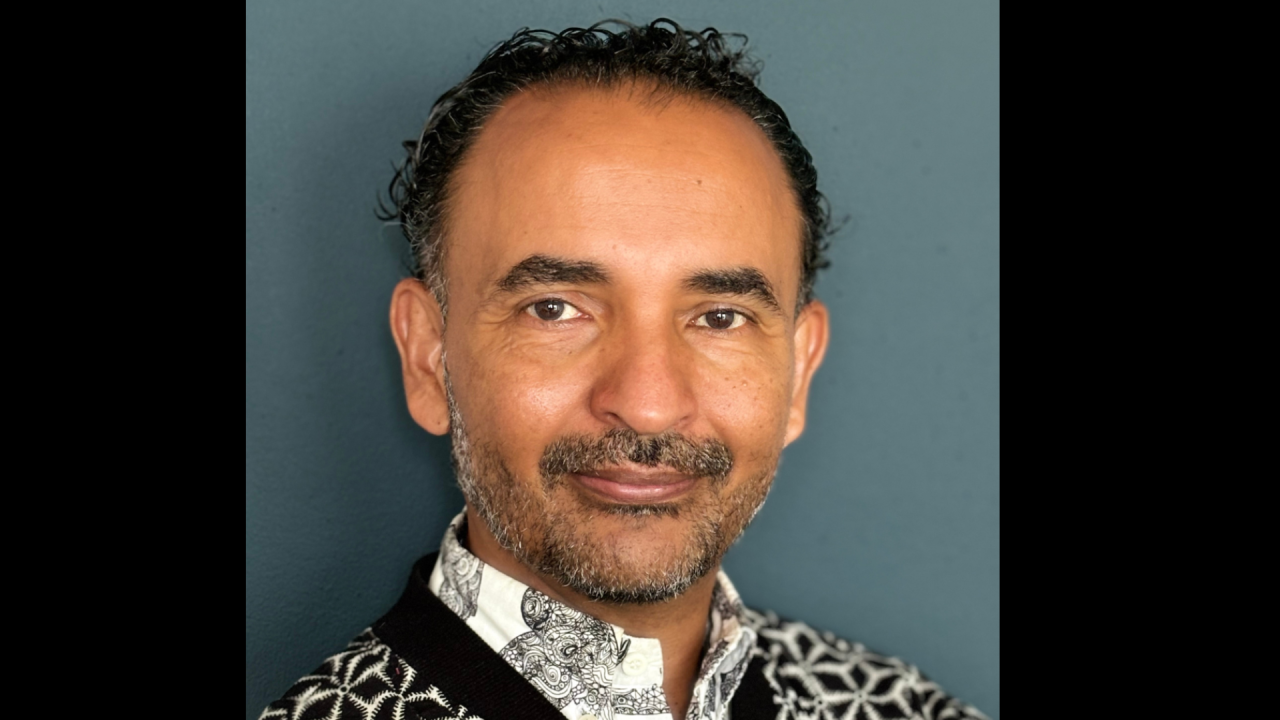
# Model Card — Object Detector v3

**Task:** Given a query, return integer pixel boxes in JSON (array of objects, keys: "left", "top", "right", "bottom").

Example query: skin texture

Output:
[{"left": 390, "top": 83, "right": 829, "bottom": 720}]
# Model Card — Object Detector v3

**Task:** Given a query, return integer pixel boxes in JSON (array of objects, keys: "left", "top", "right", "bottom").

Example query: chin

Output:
[{"left": 530, "top": 500, "right": 725, "bottom": 604}]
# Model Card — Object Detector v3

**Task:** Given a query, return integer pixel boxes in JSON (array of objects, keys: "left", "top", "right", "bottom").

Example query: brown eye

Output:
[
  {"left": 698, "top": 309, "right": 743, "bottom": 330},
  {"left": 526, "top": 299, "right": 583, "bottom": 322},
  {"left": 534, "top": 300, "right": 564, "bottom": 320}
]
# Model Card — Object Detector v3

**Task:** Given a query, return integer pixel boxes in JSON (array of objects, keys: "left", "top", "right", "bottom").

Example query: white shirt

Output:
[{"left": 428, "top": 512, "right": 756, "bottom": 720}]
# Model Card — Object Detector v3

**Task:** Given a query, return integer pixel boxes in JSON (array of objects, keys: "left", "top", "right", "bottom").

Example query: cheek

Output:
[
  {"left": 451, "top": 326, "right": 794, "bottom": 466},
  {"left": 452, "top": 340, "right": 596, "bottom": 456},
  {"left": 694, "top": 351, "right": 793, "bottom": 451}
]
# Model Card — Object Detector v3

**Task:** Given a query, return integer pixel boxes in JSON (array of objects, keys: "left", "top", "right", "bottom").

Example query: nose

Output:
[{"left": 589, "top": 320, "right": 697, "bottom": 436}]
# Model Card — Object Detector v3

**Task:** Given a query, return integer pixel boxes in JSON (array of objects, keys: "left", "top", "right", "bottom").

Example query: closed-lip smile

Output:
[{"left": 571, "top": 466, "right": 698, "bottom": 503}]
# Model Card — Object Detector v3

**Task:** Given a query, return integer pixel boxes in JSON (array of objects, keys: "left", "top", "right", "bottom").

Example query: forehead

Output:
[{"left": 446, "top": 84, "right": 802, "bottom": 300}]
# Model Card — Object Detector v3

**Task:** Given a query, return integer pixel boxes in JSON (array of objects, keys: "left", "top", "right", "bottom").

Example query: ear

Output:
[
  {"left": 389, "top": 278, "right": 450, "bottom": 435},
  {"left": 784, "top": 299, "right": 830, "bottom": 445}
]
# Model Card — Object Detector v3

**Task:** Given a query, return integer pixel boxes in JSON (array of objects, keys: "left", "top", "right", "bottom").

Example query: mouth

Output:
[{"left": 570, "top": 466, "right": 699, "bottom": 504}]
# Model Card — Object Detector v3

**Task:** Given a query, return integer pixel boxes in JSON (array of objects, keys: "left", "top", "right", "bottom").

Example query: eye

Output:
[
  {"left": 696, "top": 309, "right": 747, "bottom": 331},
  {"left": 526, "top": 298, "right": 584, "bottom": 322}
]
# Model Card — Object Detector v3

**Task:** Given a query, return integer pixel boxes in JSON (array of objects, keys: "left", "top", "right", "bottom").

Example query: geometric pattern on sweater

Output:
[
  {"left": 740, "top": 608, "right": 989, "bottom": 720},
  {"left": 257, "top": 630, "right": 485, "bottom": 720},
  {"left": 258, "top": 613, "right": 990, "bottom": 720},
  {"left": 257, "top": 553, "right": 989, "bottom": 720}
]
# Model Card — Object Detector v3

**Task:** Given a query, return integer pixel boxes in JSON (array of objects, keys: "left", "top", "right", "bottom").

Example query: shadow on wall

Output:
[{"left": 246, "top": 63, "right": 466, "bottom": 715}]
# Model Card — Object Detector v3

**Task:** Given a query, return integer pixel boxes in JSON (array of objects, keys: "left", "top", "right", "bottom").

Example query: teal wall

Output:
[{"left": 246, "top": 2, "right": 999, "bottom": 718}]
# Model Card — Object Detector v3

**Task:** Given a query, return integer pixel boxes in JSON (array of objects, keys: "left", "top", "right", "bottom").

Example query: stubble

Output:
[{"left": 446, "top": 374, "right": 777, "bottom": 604}]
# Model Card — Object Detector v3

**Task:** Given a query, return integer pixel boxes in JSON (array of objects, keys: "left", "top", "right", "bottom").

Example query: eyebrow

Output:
[
  {"left": 494, "top": 254, "right": 611, "bottom": 293},
  {"left": 492, "top": 255, "right": 783, "bottom": 315},
  {"left": 683, "top": 267, "right": 783, "bottom": 315}
]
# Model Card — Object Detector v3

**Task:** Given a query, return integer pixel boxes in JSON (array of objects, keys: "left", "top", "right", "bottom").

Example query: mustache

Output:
[{"left": 539, "top": 428, "right": 733, "bottom": 483}]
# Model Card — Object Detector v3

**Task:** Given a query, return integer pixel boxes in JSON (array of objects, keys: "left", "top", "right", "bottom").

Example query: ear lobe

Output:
[
  {"left": 389, "top": 278, "right": 451, "bottom": 436},
  {"left": 784, "top": 300, "right": 830, "bottom": 446}
]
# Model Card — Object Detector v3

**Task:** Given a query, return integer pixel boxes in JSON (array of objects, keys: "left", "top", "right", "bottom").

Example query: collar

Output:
[{"left": 427, "top": 512, "right": 757, "bottom": 720}]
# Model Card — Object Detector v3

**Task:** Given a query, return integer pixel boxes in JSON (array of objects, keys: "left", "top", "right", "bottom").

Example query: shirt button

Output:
[{"left": 622, "top": 653, "right": 647, "bottom": 676}]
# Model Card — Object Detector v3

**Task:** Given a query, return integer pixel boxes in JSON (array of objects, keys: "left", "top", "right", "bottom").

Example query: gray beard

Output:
[{"left": 444, "top": 372, "right": 776, "bottom": 605}]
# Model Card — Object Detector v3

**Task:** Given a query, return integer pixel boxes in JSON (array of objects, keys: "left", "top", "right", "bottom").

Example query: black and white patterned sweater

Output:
[{"left": 259, "top": 553, "right": 988, "bottom": 720}]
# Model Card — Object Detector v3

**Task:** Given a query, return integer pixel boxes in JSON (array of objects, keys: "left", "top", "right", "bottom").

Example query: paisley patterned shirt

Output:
[{"left": 427, "top": 513, "right": 756, "bottom": 720}]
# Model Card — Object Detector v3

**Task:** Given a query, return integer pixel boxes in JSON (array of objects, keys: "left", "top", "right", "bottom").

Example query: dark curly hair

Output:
[{"left": 380, "top": 18, "right": 832, "bottom": 313}]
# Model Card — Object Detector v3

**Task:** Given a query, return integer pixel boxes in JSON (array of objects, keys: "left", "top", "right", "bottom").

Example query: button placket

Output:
[{"left": 622, "top": 651, "right": 648, "bottom": 677}]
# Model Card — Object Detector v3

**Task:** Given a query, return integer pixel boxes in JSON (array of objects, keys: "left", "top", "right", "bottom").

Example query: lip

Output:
[{"left": 571, "top": 468, "right": 698, "bottom": 504}]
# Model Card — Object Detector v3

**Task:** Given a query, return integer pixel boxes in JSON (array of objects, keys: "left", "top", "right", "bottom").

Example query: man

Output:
[{"left": 261, "top": 20, "right": 987, "bottom": 720}]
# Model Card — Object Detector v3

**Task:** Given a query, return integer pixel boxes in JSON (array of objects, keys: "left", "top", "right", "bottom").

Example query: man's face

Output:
[{"left": 394, "top": 84, "right": 828, "bottom": 603}]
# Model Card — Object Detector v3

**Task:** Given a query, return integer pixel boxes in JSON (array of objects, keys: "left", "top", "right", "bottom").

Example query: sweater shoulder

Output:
[
  {"left": 257, "top": 629, "right": 483, "bottom": 720},
  {"left": 741, "top": 608, "right": 989, "bottom": 720}
]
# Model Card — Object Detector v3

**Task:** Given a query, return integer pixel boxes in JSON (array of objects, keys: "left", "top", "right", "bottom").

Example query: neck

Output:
[{"left": 465, "top": 506, "right": 714, "bottom": 720}]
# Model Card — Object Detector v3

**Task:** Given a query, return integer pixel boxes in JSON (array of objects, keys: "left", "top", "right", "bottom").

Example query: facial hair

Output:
[{"left": 446, "top": 374, "right": 778, "bottom": 604}]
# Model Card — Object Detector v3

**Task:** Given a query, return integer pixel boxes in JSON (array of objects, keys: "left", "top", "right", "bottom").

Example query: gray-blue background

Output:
[{"left": 246, "top": 1, "right": 999, "bottom": 718}]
